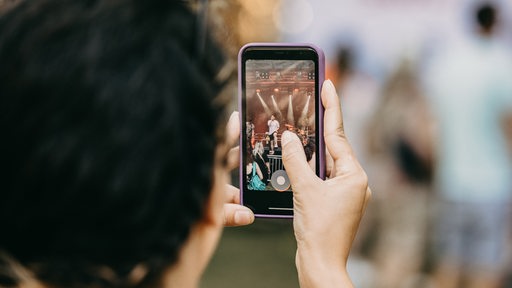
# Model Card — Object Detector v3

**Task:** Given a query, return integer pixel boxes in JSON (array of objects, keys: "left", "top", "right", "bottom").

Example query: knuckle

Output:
[
  {"left": 350, "top": 166, "right": 369, "bottom": 190},
  {"left": 335, "top": 125, "right": 346, "bottom": 138},
  {"left": 326, "top": 125, "right": 346, "bottom": 139},
  {"left": 223, "top": 213, "right": 232, "bottom": 226},
  {"left": 282, "top": 145, "right": 303, "bottom": 165},
  {"left": 325, "top": 126, "right": 349, "bottom": 150}
]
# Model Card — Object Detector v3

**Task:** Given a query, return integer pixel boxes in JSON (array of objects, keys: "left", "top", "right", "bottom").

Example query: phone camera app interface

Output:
[{"left": 245, "top": 59, "right": 316, "bottom": 192}]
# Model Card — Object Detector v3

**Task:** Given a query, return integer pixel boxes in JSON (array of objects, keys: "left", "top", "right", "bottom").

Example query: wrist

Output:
[{"left": 296, "top": 246, "right": 353, "bottom": 288}]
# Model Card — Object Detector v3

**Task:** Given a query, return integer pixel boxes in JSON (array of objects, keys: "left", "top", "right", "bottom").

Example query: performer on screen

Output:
[{"left": 267, "top": 114, "right": 280, "bottom": 154}]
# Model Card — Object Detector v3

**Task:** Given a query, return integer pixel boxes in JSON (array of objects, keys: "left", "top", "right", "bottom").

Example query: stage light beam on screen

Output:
[
  {"left": 256, "top": 91, "right": 273, "bottom": 116},
  {"left": 271, "top": 94, "right": 283, "bottom": 119},
  {"left": 298, "top": 94, "right": 311, "bottom": 127},
  {"left": 287, "top": 94, "right": 295, "bottom": 126}
]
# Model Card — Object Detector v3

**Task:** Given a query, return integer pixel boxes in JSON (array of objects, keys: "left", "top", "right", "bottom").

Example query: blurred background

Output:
[{"left": 201, "top": 0, "right": 512, "bottom": 287}]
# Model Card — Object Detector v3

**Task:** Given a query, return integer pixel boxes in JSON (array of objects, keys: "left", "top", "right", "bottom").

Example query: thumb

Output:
[
  {"left": 281, "top": 131, "right": 316, "bottom": 188},
  {"left": 223, "top": 204, "right": 254, "bottom": 227}
]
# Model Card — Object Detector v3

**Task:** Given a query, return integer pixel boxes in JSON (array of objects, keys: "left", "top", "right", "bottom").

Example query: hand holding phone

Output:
[{"left": 283, "top": 80, "right": 371, "bottom": 287}]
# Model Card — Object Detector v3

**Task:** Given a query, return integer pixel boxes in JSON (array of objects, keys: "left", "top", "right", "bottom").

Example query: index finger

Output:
[
  {"left": 225, "top": 111, "right": 240, "bottom": 147},
  {"left": 322, "top": 80, "right": 359, "bottom": 174},
  {"left": 225, "top": 111, "right": 240, "bottom": 171}
]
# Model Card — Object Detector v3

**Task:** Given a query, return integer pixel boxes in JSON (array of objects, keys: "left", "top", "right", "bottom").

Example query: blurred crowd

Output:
[{"left": 279, "top": 0, "right": 512, "bottom": 287}]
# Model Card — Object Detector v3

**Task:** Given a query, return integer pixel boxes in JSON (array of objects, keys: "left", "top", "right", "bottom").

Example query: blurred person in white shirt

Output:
[{"left": 424, "top": 2, "right": 512, "bottom": 288}]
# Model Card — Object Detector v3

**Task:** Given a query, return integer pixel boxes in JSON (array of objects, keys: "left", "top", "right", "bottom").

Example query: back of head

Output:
[
  {"left": 0, "top": 0, "right": 227, "bottom": 286},
  {"left": 475, "top": 2, "right": 497, "bottom": 34}
]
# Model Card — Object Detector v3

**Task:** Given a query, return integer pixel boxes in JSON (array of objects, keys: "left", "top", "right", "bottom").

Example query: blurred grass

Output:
[{"left": 201, "top": 219, "right": 299, "bottom": 288}]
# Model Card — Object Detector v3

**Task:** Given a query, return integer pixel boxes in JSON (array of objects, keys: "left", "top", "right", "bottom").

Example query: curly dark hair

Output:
[{"left": 0, "top": 0, "right": 227, "bottom": 286}]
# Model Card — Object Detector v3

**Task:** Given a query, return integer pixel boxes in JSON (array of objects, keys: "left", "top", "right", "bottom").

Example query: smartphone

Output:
[{"left": 238, "top": 43, "right": 325, "bottom": 218}]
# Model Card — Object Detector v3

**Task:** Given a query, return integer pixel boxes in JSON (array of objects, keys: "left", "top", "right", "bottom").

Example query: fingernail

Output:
[
  {"left": 324, "top": 79, "right": 335, "bottom": 92},
  {"left": 281, "top": 131, "right": 292, "bottom": 146},
  {"left": 229, "top": 111, "right": 239, "bottom": 121},
  {"left": 234, "top": 210, "right": 253, "bottom": 224}
]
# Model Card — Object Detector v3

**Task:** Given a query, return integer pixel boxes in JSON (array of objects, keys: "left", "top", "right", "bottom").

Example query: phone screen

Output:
[{"left": 239, "top": 45, "right": 324, "bottom": 217}]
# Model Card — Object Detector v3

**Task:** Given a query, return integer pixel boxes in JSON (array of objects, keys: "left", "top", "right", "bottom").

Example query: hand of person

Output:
[
  {"left": 222, "top": 111, "right": 255, "bottom": 227},
  {"left": 281, "top": 80, "right": 371, "bottom": 288}
]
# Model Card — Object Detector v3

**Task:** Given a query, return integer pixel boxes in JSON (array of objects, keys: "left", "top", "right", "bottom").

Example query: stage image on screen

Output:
[{"left": 244, "top": 59, "right": 316, "bottom": 192}]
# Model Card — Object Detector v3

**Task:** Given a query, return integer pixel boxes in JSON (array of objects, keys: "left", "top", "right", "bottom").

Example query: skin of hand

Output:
[
  {"left": 281, "top": 79, "right": 371, "bottom": 288},
  {"left": 222, "top": 111, "right": 255, "bottom": 227}
]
